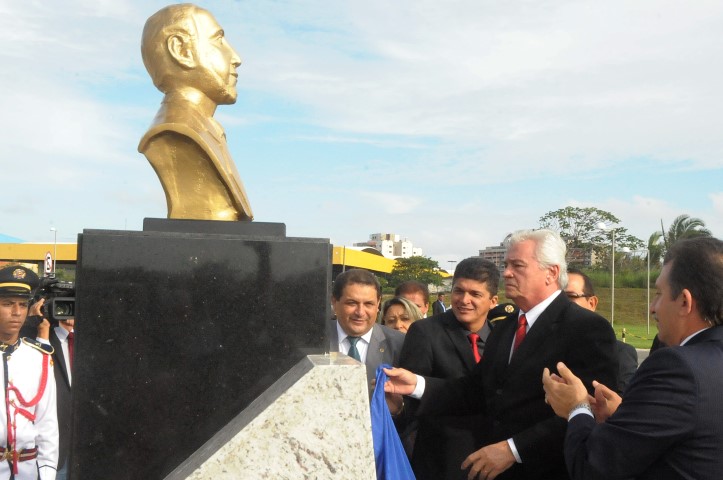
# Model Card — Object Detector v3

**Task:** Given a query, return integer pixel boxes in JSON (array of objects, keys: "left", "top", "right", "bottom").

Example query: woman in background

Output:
[{"left": 380, "top": 296, "right": 423, "bottom": 334}]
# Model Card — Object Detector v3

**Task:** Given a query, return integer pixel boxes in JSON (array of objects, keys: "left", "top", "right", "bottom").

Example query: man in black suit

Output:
[
  {"left": 49, "top": 317, "right": 73, "bottom": 480},
  {"left": 400, "top": 258, "right": 499, "bottom": 480},
  {"left": 329, "top": 269, "right": 405, "bottom": 397},
  {"left": 544, "top": 236, "right": 723, "bottom": 479},
  {"left": 565, "top": 268, "right": 638, "bottom": 393},
  {"left": 385, "top": 229, "right": 618, "bottom": 480},
  {"left": 431, "top": 293, "right": 447, "bottom": 316}
]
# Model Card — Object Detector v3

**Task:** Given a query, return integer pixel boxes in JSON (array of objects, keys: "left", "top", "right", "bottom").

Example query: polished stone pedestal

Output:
[
  {"left": 168, "top": 354, "right": 375, "bottom": 480},
  {"left": 70, "top": 221, "right": 331, "bottom": 479}
]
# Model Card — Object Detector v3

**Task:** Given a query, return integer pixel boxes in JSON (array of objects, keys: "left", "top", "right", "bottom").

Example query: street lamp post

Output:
[
  {"left": 597, "top": 223, "right": 615, "bottom": 326},
  {"left": 622, "top": 247, "right": 651, "bottom": 335},
  {"left": 448, "top": 260, "right": 457, "bottom": 272},
  {"left": 50, "top": 227, "right": 57, "bottom": 275}
]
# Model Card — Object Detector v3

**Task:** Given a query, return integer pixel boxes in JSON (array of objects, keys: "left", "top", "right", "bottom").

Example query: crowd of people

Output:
[
  {"left": 331, "top": 229, "right": 723, "bottom": 480},
  {"left": 1, "top": 228, "right": 721, "bottom": 480}
]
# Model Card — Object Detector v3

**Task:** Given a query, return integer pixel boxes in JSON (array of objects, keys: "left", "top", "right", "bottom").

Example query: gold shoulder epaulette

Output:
[{"left": 21, "top": 337, "right": 54, "bottom": 355}]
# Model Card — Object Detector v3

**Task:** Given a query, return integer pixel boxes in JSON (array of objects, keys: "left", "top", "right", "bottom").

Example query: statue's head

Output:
[{"left": 141, "top": 4, "right": 242, "bottom": 105}]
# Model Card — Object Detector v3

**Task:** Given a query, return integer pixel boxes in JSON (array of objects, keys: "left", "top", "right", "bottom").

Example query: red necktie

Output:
[
  {"left": 513, "top": 314, "right": 527, "bottom": 354},
  {"left": 67, "top": 331, "right": 74, "bottom": 369},
  {"left": 468, "top": 333, "right": 482, "bottom": 363}
]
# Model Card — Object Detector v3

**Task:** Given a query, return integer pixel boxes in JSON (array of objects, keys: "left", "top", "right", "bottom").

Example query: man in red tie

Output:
[
  {"left": 398, "top": 258, "right": 500, "bottom": 480},
  {"left": 385, "top": 229, "right": 618, "bottom": 480}
]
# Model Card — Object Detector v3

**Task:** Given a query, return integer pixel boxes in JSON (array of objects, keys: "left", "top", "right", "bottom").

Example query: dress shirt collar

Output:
[
  {"left": 54, "top": 325, "right": 73, "bottom": 341},
  {"left": 681, "top": 326, "right": 711, "bottom": 346},
  {"left": 519, "top": 290, "right": 562, "bottom": 330},
  {"left": 336, "top": 321, "right": 374, "bottom": 345}
]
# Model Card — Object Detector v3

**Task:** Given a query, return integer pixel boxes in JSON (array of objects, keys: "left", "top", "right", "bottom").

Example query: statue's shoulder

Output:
[{"left": 138, "top": 102, "right": 208, "bottom": 152}]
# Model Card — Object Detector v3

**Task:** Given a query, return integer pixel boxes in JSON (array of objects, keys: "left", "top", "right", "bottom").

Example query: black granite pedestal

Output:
[{"left": 70, "top": 220, "right": 331, "bottom": 479}]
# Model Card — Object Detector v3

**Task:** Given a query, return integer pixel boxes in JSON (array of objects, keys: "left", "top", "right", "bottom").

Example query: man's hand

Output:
[
  {"left": 382, "top": 367, "right": 417, "bottom": 395},
  {"left": 542, "top": 361, "right": 589, "bottom": 419},
  {"left": 29, "top": 297, "right": 45, "bottom": 317},
  {"left": 385, "top": 392, "right": 404, "bottom": 416},
  {"left": 461, "top": 441, "right": 515, "bottom": 480},
  {"left": 28, "top": 298, "right": 51, "bottom": 340},
  {"left": 590, "top": 380, "right": 621, "bottom": 423}
]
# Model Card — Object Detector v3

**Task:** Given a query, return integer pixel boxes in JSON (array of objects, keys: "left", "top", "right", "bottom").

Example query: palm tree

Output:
[
  {"left": 661, "top": 214, "right": 712, "bottom": 248},
  {"left": 647, "top": 231, "right": 665, "bottom": 266}
]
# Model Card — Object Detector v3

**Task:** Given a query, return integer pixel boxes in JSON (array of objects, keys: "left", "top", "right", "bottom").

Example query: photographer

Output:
[{"left": 0, "top": 265, "right": 58, "bottom": 480}]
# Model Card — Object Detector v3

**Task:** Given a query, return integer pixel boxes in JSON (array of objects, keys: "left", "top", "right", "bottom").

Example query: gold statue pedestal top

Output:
[{"left": 138, "top": 4, "right": 253, "bottom": 221}]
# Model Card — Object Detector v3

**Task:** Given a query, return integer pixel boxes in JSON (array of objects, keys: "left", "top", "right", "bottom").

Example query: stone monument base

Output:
[{"left": 167, "top": 354, "right": 375, "bottom": 480}]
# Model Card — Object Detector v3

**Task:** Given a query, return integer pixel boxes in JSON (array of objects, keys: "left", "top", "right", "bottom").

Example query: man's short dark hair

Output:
[
  {"left": 567, "top": 267, "right": 595, "bottom": 296},
  {"left": 394, "top": 281, "right": 429, "bottom": 305},
  {"left": 664, "top": 237, "right": 723, "bottom": 326},
  {"left": 332, "top": 269, "right": 381, "bottom": 300},
  {"left": 453, "top": 257, "right": 500, "bottom": 294}
]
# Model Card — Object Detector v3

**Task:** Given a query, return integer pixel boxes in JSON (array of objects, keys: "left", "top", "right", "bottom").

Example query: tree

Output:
[
  {"left": 538, "top": 206, "right": 644, "bottom": 264},
  {"left": 661, "top": 214, "right": 712, "bottom": 248},
  {"left": 388, "top": 256, "right": 443, "bottom": 288},
  {"left": 647, "top": 231, "right": 665, "bottom": 267}
]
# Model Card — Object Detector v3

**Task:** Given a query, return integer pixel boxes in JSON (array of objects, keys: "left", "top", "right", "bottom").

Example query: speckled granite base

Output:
[{"left": 167, "top": 354, "right": 375, "bottom": 480}]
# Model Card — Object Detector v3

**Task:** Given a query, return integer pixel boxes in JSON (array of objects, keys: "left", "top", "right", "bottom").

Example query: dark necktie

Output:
[
  {"left": 347, "top": 336, "right": 361, "bottom": 362},
  {"left": 468, "top": 333, "right": 482, "bottom": 363},
  {"left": 513, "top": 314, "right": 527, "bottom": 354},
  {"left": 68, "top": 331, "right": 74, "bottom": 369}
]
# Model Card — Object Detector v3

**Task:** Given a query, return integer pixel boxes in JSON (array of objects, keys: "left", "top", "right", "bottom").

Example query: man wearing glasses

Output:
[{"left": 565, "top": 268, "right": 638, "bottom": 393}]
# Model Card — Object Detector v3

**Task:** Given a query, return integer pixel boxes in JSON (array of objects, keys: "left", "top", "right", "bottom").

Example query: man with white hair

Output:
[{"left": 385, "top": 229, "right": 618, "bottom": 480}]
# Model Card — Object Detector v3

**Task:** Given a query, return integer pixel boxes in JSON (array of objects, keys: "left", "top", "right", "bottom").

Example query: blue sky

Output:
[{"left": 2, "top": 0, "right": 722, "bottom": 265}]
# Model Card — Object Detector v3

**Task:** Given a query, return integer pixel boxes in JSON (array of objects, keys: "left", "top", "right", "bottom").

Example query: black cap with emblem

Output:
[
  {"left": 487, "top": 302, "right": 518, "bottom": 326},
  {"left": 0, "top": 266, "right": 40, "bottom": 298}
]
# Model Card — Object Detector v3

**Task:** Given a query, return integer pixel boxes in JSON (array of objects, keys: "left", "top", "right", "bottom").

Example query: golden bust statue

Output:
[{"left": 138, "top": 4, "right": 253, "bottom": 221}]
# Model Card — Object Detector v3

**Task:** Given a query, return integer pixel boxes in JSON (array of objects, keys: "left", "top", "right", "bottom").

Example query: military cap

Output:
[
  {"left": 0, "top": 266, "right": 39, "bottom": 298},
  {"left": 487, "top": 302, "right": 518, "bottom": 324}
]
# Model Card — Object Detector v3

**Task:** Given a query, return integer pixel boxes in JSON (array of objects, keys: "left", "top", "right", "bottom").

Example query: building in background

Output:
[{"left": 354, "top": 233, "right": 423, "bottom": 259}]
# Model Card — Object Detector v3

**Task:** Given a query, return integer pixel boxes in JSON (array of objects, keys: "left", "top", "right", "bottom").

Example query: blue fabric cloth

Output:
[{"left": 371, "top": 364, "right": 415, "bottom": 480}]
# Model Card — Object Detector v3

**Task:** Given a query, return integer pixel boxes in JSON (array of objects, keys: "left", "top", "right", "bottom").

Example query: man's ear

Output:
[
  {"left": 679, "top": 289, "right": 695, "bottom": 316},
  {"left": 547, "top": 264, "right": 560, "bottom": 285},
  {"left": 588, "top": 295, "right": 599, "bottom": 311},
  {"left": 167, "top": 34, "right": 195, "bottom": 69}
]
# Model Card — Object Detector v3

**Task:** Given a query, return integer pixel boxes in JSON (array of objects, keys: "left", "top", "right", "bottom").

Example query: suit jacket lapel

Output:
[
  {"left": 441, "top": 312, "right": 478, "bottom": 371},
  {"left": 50, "top": 331, "right": 71, "bottom": 387},
  {"left": 508, "top": 294, "right": 568, "bottom": 369},
  {"left": 367, "top": 324, "right": 388, "bottom": 367}
]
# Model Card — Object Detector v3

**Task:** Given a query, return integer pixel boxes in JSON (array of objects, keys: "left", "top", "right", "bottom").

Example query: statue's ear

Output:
[{"left": 167, "top": 34, "right": 195, "bottom": 69}]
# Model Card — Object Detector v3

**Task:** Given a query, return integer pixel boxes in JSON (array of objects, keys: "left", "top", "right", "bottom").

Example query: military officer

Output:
[{"left": 0, "top": 266, "right": 58, "bottom": 480}]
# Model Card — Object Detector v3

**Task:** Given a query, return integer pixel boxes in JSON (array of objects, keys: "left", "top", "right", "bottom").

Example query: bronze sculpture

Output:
[{"left": 139, "top": 4, "right": 253, "bottom": 221}]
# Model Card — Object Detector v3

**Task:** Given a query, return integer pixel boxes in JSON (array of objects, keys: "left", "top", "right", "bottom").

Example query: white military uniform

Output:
[{"left": 0, "top": 338, "right": 58, "bottom": 480}]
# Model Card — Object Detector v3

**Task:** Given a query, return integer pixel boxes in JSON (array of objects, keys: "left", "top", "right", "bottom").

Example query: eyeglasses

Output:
[{"left": 565, "top": 292, "right": 592, "bottom": 299}]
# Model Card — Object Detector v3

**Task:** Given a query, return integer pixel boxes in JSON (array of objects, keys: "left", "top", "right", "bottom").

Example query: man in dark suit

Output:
[
  {"left": 49, "top": 317, "right": 73, "bottom": 480},
  {"left": 565, "top": 268, "right": 638, "bottom": 393},
  {"left": 400, "top": 258, "right": 499, "bottom": 480},
  {"left": 385, "top": 229, "right": 618, "bottom": 480},
  {"left": 329, "top": 269, "right": 405, "bottom": 396},
  {"left": 431, "top": 293, "right": 446, "bottom": 316},
  {"left": 544, "top": 236, "right": 723, "bottom": 479}
]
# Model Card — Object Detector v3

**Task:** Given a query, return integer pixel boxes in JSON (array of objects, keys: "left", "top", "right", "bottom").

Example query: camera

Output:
[{"left": 33, "top": 276, "right": 76, "bottom": 324}]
